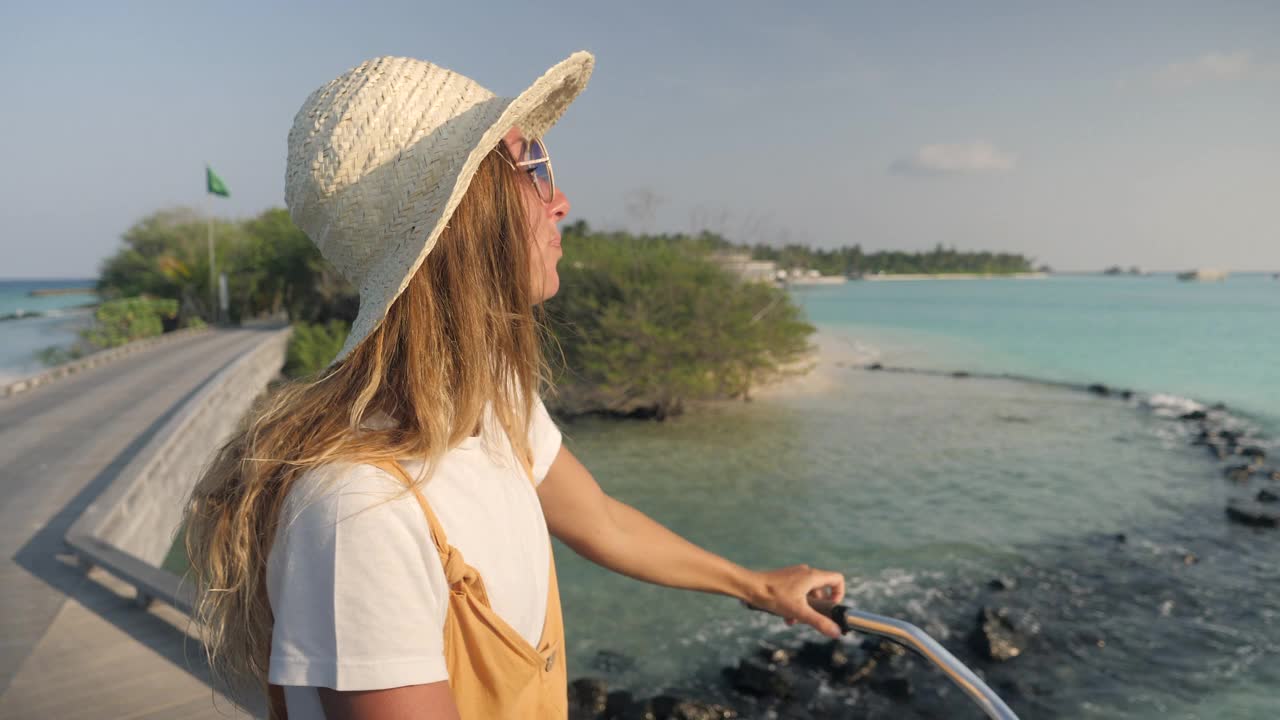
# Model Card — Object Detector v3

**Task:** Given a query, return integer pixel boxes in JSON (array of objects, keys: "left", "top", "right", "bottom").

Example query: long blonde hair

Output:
[{"left": 182, "top": 140, "right": 550, "bottom": 706}]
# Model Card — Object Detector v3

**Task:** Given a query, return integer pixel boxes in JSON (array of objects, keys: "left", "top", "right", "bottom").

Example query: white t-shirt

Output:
[{"left": 266, "top": 398, "right": 563, "bottom": 719}]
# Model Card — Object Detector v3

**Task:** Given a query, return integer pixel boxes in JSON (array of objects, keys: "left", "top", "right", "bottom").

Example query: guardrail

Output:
[{"left": 64, "top": 325, "right": 292, "bottom": 611}]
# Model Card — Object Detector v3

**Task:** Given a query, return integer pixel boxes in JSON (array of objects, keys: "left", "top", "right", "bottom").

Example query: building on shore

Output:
[
  {"left": 710, "top": 252, "right": 780, "bottom": 284},
  {"left": 710, "top": 253, "right": 849, "bottom": 286},
  {"left": 780, "top": 267, "right": 848, "bottom": 285}
]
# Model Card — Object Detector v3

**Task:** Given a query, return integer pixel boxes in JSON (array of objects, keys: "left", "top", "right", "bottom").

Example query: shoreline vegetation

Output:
[
  {"left": 746, "top": 240, "right": 1044, "bottom": 278},
  {"left": 78, "top": 205, "right": 1046, "bottom": 419}
]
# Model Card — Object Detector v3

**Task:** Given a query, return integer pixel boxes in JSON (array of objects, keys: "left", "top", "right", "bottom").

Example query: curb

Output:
[{"left": 2, "top": 326, "right": 213, "bottom": 398}]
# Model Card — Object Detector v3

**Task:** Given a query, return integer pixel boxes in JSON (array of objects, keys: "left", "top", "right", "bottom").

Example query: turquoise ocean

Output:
[
  {"left": 556, "top": 274, "right": 1279, "bottom": 718},
  {"left": 0, "top": 279, "right": 98, "bottom": 384},
  {"left": 5, "top": 273, "right": 1277, "bottom": 716}
]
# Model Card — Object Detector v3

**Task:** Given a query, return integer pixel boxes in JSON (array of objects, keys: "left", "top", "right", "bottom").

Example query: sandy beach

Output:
[
  {"left": 859, "top": 272, "right": 1049, "bottom": 281},
  {"left": 750, "top": 328, "right": 879, "bottom": 401}
]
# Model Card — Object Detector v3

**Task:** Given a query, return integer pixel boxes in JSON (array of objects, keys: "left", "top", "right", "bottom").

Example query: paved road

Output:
[{"left": 0, "top": 328, "right": 276, "bottom": 719}]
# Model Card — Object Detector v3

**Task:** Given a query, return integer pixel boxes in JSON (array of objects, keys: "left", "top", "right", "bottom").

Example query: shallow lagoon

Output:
[{"left": 556, "top": 275, "right": 1279, "bottom": 718}]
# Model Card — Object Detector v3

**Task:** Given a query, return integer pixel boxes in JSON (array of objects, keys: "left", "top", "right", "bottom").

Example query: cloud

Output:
[
  {"left": 1149, "top": 51, "right": 1252, "bottom": 89},
  {"left": 890, "top": 141, "right": 1016, "bottom": 176}
]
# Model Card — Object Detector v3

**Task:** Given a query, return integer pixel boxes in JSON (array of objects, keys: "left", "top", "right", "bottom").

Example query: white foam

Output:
[
  {"left": 1143, "top": 393, "right": 1206, "bottom": 418},
  {"left": 843, "top": 568, "right": 946, "bottom": 604}
]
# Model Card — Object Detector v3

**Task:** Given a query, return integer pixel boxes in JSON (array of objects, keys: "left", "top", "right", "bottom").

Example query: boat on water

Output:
[{"left": 1176, "top": 269, "right": 1229, "bottom": 282}]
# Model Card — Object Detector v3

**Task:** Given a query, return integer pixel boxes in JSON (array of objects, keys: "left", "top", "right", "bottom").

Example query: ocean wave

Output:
[{"left": 1142, "top": 393, "right": 1207, "bottom": 418}]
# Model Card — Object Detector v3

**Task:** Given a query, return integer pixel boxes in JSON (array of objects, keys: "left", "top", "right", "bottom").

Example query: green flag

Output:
[{"left": 206, "top": 166, "right": 230, "bottom": 197}]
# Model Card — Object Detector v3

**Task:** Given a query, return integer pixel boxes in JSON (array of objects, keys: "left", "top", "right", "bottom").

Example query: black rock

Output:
[
  {"left": 833, "top": 655, "right": 878, "bottom": 686},
  {"left": 604, "top": 691, "right": 643, "bottom": 720},
  {"left": 648, "top": 695, "right": 680, "bottom": 719},
  {"left": 1224, "top": 464, "right": 1254, "bottom": 483},
  {"left": 793, "top": 639, "right": 850, "bottom": 672},
  {"left": 753, "top": 641, "right": 793, "bottom": 666},
  {"left": 994, "top": 679, "right": 1027, "bottom": 701},
  {"left": 726, "top": 658, "right": 796, "bottom": 699},
  {"left": 969, "top": 607, "right": 1027, "bottom": 662},
  {"left": 570, "top": 677, "right": 610, "bottom": 719},
  {"left": 868, "top": 363, "right": 884, "bottom": 371},
  {"left": 1180, "top": 410, "right": 1208, "bottom": 421},
  {"left": 659, "top": 698, "right": 738, "bottom": 720},
  {"left": 872, "top": 675, "right": 913, "bottom": 700},
  {"left": 856, "top": 637, "right": 910, "bottom": 677},
  {"left": 988, "top": 576, "right": 1017, "bottom": 591},
  {"left": 1119, "top": 389, "right": 1135, "bottom": 400},
  {"left": 1114, "top": 533, "right": 1128, "bottom": 543},
  {"left": 953, "top": 371, "right": 971, "bottom": 378},
  {"left": 1087, "top": 383, "right": 1110, "bottom": 397},
  {"left": 1225, "top": 502, "right": 1279, "bottom": 528},
  {"left": 861, "top": 637, "right": 909, "bottom": 660},
  {"left": 1256, "top": 488, "right": 1278, "bottom": 504},
  {"left": 1241, "top": 446, "right": 1267, "bottom": 462}
]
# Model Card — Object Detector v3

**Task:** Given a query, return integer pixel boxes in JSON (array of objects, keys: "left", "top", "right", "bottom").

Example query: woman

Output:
[{"left": 183, "top": 51, "right": 846, "bottom": 720}]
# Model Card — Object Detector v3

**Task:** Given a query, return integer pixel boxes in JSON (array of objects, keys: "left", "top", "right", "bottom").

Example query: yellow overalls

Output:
[{"left": 269, "top": 457, "right": 568, "bottom": 719}]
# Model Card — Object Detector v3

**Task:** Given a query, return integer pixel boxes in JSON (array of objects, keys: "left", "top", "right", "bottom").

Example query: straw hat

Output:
[{"left": 285, "top": 51, "right": 594, "bottom": 366}]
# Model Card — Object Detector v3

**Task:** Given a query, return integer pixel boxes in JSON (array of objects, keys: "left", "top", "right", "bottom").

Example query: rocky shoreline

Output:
[{"left": 561, "top": 364, "right": 1277, "bottom": 719}]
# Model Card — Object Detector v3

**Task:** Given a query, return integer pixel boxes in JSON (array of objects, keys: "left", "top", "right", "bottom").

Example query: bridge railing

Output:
[{"left": 64, "top": 325, "right": 292, "bottom": 612}]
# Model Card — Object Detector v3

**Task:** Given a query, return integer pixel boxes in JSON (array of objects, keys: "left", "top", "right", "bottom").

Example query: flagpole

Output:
[{"left": 207, "top": 185, "right": 216, "bottom": 325}]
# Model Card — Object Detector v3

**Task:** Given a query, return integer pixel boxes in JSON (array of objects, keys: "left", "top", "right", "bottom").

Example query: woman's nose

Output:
[{"left": 549, "top": 187, "right": 570, "bottom": 221}]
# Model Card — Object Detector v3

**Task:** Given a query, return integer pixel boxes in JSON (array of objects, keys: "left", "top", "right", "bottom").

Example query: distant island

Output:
[
  {"left": 1103, "top": 265, "right": 1144, "bottom": 276},
  {"left": 745, "top": 242, "right": 1040, "bottom": 277}
]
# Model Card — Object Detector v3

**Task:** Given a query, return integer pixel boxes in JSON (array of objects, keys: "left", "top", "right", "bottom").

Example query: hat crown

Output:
[
  {"left": 281, "top": 51, "right": 593, "bottom": 366},
  {"left": 285, "top": 56, "right": 506, "bottom": 288}
]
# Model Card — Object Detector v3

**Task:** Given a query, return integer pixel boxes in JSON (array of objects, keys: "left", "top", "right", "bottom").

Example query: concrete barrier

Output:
[{"left": 67, "top": 326, "right": 292, "bottom": 568}]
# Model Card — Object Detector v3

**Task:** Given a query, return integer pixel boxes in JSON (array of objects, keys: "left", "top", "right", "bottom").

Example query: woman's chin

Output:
[{"left": 534, "top": 274, "right": 560, "bottom": 304}]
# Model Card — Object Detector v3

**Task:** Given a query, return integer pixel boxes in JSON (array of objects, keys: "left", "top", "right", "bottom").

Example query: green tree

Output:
[
  {"left": 239, "top": 209, "right": 357, "bottom": 323},
  {"left": 97, "top": 207, "right": 357, "bottom": 326},
  {"left": 284, "top": 321, "right": 351, "bottom": 379},
  {"left": 546, "top": 222, "right": 814, "bottom": 418},
  {"left": 98, "top": 207, "right": 246, "bottom": 323},
  {"left": 80, "top": 297, "right": 178, "bottom": 349}
]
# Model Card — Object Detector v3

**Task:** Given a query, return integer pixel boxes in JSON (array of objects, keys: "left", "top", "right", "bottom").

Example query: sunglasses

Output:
[{"left": 500, "top": 137, "right": 556, "bottom": 204}]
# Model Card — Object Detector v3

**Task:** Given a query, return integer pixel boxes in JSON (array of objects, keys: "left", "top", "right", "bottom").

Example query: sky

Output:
[{"left": 1, "top": 1, "right": 1277, "bottom": 278}]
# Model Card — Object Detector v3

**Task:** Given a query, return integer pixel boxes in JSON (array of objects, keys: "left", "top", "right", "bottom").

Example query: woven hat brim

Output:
[{"left": 327, "top": 51, "right": 594, "bottom": 369}]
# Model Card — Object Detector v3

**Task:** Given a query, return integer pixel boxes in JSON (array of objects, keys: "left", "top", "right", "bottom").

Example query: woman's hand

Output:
[{"left": 745, "top": 565, "right": 846, "bottom": 639}]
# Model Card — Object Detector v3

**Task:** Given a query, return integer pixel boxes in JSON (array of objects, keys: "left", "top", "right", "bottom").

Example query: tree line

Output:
[
  {"left": 746, "top": 242, "right": 1041, "bottom": 276},
  {"left": 92, "top": 210, "right": 815, "bottom": 418}
]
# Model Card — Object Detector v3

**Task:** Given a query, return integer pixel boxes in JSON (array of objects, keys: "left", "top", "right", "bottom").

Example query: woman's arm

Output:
[
  {"left": 536, "top": 446, "right": 846, "bottom": 638},
  {"left": 317, "top": 682, "right": 460, "bottom": 720}
]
